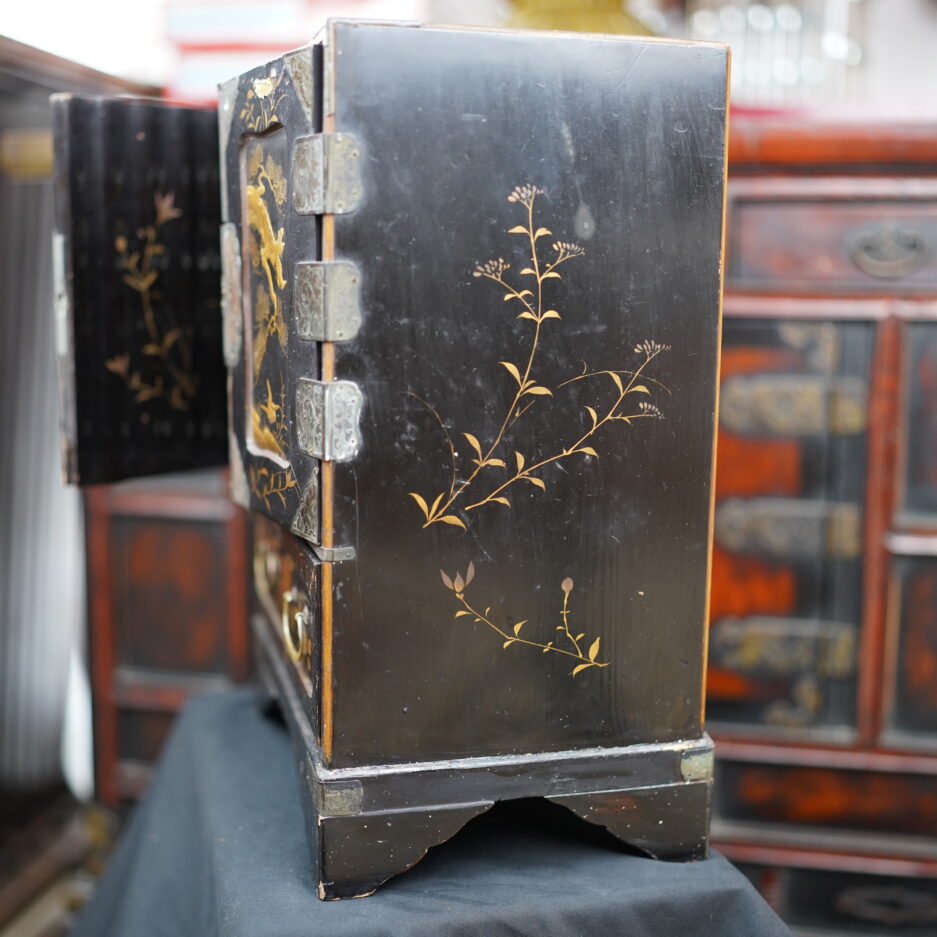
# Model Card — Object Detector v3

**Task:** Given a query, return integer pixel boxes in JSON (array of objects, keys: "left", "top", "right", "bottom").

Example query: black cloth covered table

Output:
[{"left": 71, "top": 690, "right": 791, "bottom": 937}]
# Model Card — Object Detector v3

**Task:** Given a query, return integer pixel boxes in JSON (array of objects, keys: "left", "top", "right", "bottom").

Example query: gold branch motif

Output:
[
  {"left": 105, "top": 191, "right": 197, "bottom": 410},
  {"left": 248, "top": 464, "right": 297, "bottom": 509},
  {"left": 407, "top": 183, "right": 675, "bottom": 678},
  {"left": 409, "top": 184, "right": 670, "bottom": 529},
  {"left": 441, "top": 565, "right": 609, "bottom": 677}
]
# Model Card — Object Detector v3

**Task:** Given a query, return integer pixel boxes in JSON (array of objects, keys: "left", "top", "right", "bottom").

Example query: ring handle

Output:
[
  {"left": 848, "top": 223, "right": 930, "bottom": 279},
  {"left": 281, "top": 587, "right": 308, "bottom": 663}
]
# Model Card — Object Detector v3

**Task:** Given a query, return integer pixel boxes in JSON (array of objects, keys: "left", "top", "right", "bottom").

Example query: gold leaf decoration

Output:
[
  {"left": 407, "top": 183, "right": 674, "bottom": 678},
  {"left": 437, "top": 515, "right": 467, "bottom": 530},
  {"left": 409, "top": 492, "right": 430, "bottom": 519},
  {"left": 107, "top": 191, "right": 196, "bottom": 411},
  {"left": 499, "top": 361, "right": 522, "bottom": 385},
  {"left": 442, "top": 570, "right": 610, "bottom": 677},
  {"left": 463, "top": 433, "right": 483, "bottom": 458}
]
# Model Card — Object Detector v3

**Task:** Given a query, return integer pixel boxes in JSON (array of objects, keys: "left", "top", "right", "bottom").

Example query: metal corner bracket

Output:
[{"left": 680, "top": 748, "right": 714, "bottom": 783}]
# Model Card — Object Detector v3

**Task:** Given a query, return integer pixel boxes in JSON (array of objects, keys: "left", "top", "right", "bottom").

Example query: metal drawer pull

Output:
[
  {"left": 848, "top": 223, "right": 930, "bottom": 279},
  {"left": 835, "top": 884, "right": 937, "bottom": 926},
  {"left": 281, "top": 587, "right": 310, "bottom": 663}
]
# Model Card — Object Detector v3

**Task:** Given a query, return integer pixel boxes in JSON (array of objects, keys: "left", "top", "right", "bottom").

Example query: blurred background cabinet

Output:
[
  {"left": 709, "top": 117, "right": 937, "bottom": 934},
  {"left": 84, "top": 469, "right": 249, "bottom": 805}
]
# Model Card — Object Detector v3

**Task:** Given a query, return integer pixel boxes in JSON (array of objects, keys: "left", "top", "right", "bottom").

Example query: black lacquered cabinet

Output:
[
  {"left": 53, "top": 19, "right": 729, "bottom": 899},
  {"left": 220, "top": 20, "right": 728, "bottom": 898}
]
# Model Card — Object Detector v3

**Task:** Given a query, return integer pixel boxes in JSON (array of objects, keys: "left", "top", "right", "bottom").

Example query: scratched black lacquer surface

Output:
[
  {"left": 324, "top": 24, "right": 728, "bottom": 767},
  {"left": 53, "top": 96, "right": 226, "bottom": 483}
]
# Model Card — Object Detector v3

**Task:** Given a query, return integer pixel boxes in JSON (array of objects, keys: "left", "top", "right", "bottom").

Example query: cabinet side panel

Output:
[{"left": 327, "top": 25, "right": 728, "bottom": 766}]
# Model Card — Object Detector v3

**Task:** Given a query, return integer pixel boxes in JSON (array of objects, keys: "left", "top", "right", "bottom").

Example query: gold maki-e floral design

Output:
[
  {"left": 408, "top": 183, "right": 673, "bottom": 677},
  {"left": 441, "top": 566, "right": 609, "bottom": 677},
  {"left": 409, "top": 184, "right": 669, "bottom": 529},
  {"left": 105, "top": 191, "right": 197, "bottom": 410},
  {"left": 239, "top": 73, "right": 288, "bottom": 132}
]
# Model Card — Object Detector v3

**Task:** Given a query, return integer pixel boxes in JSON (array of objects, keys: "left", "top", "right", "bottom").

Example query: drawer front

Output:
[
  {"left": 715, "top": 761, "right": 937, "bottom": 838},
  {"left": 736, "top": 862, "right": 937, "bottom": 935},
  {"left": 786, "top": 867, "right": 937, "bottom": 936},
  {"left": 728, "top": 182, "right": 937, "bottom": 294},
  {"left": 251, "top": 512, "right": 320, "bottom": 730},
  {"left": 112, "top": 515, "right": 231, "bottom": 673}
]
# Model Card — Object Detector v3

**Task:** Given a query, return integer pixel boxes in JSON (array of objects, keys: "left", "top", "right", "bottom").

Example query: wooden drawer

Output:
[
  {"left": 728, "top": 179, "right": 937, "bottom": 295},
  {"left": 715, "top": 760, "right": 937, "bottom": 838},
  {"left": 736, "top": 862, "right": 937, "bottom": 935},
  {"left": 111, "top": 514, "right": 232, "bottom": 674},
  {"left": 785, "top": 867, "right": 937, "bottom": 936},
  {"left": 250, "top": 513, "right": 320, "bottom": 732}
]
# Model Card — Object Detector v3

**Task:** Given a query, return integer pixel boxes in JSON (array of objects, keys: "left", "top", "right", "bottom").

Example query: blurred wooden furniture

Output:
[
  {"left": 84, "top": 470, "right": 248, "bottom": 805},
  {"left": 709, "top": 117, "right": 937, "bottom": 934}
]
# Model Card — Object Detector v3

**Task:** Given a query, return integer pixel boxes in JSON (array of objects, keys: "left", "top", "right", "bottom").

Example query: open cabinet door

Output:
[{"left": 52, "top": 94, "right": 227, "bottom": 484}]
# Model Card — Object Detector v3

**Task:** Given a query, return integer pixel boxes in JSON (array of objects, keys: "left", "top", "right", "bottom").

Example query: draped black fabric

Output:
[{"left": 70, "top": 690, "right": 791, "bottom": 937}]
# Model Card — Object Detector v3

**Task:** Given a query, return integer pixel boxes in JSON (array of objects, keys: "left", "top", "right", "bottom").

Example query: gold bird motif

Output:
[{"left": 257, "top": 379, "right": 281, "bottom": 424}]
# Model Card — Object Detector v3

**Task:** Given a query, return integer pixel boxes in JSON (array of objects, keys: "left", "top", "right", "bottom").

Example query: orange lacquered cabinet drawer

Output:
[{"left": 727, "top": 178, "right": 937, "bottom": 295}]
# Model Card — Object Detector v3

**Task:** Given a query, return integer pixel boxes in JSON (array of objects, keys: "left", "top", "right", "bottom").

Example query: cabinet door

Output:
[
  {"left": 53, "top": 94, "right": 227, "bottom": 484},
  {"left": 708, "top": 317, "right": 873, "bottom": 737}
]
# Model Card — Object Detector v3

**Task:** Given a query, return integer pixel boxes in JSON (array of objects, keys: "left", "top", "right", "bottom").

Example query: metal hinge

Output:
[
  {"left": 295, "top": 379, "right": 363, "bottom": 462},
  {"left": 294, "top": 260, "right": 361, "bottom": 342},
  {"left": 715, "top": 498, "right": 862, "bottom": 560},
  {"left": 292, "top": 133, "right": 362, "bottom": 215},
  {"left": 289, "top": 467, "right": 356, "bottom": 561}
]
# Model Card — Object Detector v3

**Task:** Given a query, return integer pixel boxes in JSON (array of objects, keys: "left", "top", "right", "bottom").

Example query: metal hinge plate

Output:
[
  {"left": 295, "top": 379, "right": 363, "bottom": 462},
  {"left": 292, "top": 133, "right": 362, "bottom": 215},
  {"left": 294, "top": 260, "right": 362, "bottom": 342}
]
